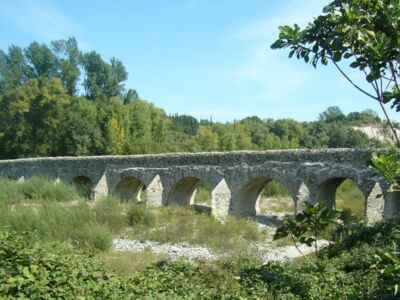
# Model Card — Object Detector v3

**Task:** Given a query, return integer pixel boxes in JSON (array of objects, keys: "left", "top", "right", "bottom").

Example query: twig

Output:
[{"left": 333, "top": 61, "right": 379, "bottom": 100}]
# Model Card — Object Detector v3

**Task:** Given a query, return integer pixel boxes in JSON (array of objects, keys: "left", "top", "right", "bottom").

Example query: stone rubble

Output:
[{"left": 112, "top": 239, "right": 330, "bottom": 263}]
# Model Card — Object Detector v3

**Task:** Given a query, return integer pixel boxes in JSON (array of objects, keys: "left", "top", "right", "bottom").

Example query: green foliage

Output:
[
  {"left": 2, "top": 220, "right": 400, "bottom": 299},
  {"left": 335, "top": 179, "right": 365, "bottom": 220},
  {"left": 271, "top": 0, "right": 400, "bottom": 95},
  {"left": 262, "top": 180, "right": 291, "bottom": 197},
  {"left": 0, "top": 176, "right": 399, "bottom": 299},
  {"left": 271, "top": 0, "right": 400, "bottom": 144},
  {"left": 93, "top": 197, "right": 128, "bottom": 234},
  {"left": 370, "top": 150, "right": 400, "bottom": 190},
  {"left": 319, "top": 106, "right": 345, "bottom": 123},
  {"left": 0, "top": 176, "right": 81, "bottom": 204},
  {"left": 193, "top": 182, "right": 212, "bottom": 205},
  {"left": 0, "top": 38, "right": 389, "bottom": 160},
  {"left": 170, "top": 114, "right": 199, "bottom": 136},
  {"left": 0, "top": 231, "right": 117, "bottom": 299},
  {"left": 0, "top": 201, "right": 113, "bottom": 252},
  {"left": 128, "top": 206, "right": 264, "bottom": 254},
  {"left": 127, "top": 203, "right": 156, "bottom": 227},
  {"left": 274, "top": 203, "right": 340, "bottom": 258},
  {"left": 373, "top": 242, "right": 400, "bottom": 297}
]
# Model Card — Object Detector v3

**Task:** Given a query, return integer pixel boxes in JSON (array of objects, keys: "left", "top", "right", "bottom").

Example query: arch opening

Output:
[
  {"left": 72, "top": 176, "right": 93, "bottom": 199},
  {"left": 193, "top": 181, "right": 212, "bottom": 206},
  {"left": 318, "top": 178, "right": 365, "bottom": 220},
  {"left": 258, "top": 180, "right": 295, "bottom": 217},
  {"left": 114, "top": 177, "right": 146, "bottom": 202},
  {"left": 167, "top": 177, "right": 212, "bottom": 212},
  {"left": 233, "top": 177, "right": 295, "bottom": 221}
]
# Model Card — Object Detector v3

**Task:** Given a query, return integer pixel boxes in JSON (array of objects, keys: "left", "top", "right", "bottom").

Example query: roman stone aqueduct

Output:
[{"left": 0, "top": 149, "right": 398, "bottom": 223}]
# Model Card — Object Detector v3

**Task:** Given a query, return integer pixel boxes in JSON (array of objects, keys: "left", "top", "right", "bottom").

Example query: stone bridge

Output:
[{"left": 0, "top": 149, "right": 397, "bottom": 222}]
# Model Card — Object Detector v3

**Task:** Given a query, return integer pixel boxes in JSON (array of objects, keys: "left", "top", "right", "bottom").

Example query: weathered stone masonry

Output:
[{"left": 0, "top": 149, "right": 396, "bottom": 222}]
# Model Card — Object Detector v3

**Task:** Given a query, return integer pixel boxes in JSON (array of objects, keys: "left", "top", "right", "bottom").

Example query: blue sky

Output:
[{"left": 1, "top": 0, "right": 399, "bottom": 122}]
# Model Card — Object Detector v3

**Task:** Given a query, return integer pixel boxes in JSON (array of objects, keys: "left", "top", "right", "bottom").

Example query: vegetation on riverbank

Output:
[
  {"left": 0, "top": 171, "right": 398, "bottom": 299},
  {"left": 2, "top": 216, "right": 399, "bottom": 299},
  {"left": 0, "top": 177, "right": 267, "bottom": 254}
]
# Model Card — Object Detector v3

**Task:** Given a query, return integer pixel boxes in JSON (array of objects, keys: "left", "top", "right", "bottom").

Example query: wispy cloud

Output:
[{"left": 1, "top": 0, "right": 88, "bottom": 48}]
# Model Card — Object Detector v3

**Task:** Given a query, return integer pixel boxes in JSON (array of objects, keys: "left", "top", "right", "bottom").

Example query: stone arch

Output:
[
  {"left": 317, "top": 177, "right": 366, "bottom": 218},
  {"left": 72, "top": 176, "right": 93, "bottom": 199},
  {"left": 230, "top": 176, "right": 295, "bottom": 218},
  {"left": 113, "top": 176, "right": 146, "bottom": 202},
  {"left": 167, "top": 176, "right": 203, "bottom": 207}
]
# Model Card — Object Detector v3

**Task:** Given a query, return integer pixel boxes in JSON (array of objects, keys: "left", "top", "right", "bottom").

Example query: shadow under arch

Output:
[
  {"left": 72, "top": 176, "right": 93, "bottom": 199},
  {"left": 231, "top": 176, "right": 295, "bottom": 219},
  {"left": 167, "top": 176, "right": 209, "bottom": 207},
  {"left": 114, "top": 176, "right": 146, "bottom": 202},
  {"left": 318, "top": 177, "right": 366, "bottom": 219}
]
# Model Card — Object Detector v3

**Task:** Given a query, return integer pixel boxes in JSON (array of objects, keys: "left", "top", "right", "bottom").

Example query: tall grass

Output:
[
  {"left": 93, "top": 196, "right": 128, "bottom": 234},
  {"left": 0, "top": 176, "right": 82, "bottom": 204},
  {"left": 0, "top": 201, "right": 112, "bottom": 251},
  {"left": 99, "top": 250, "right": 168, "bottom": 275},
  {"left": 127, "top": 206, "right": 266, "bottom": 255}
]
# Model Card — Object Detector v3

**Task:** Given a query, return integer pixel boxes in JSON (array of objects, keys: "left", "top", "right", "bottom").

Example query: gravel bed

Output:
[
  {"left": 112, "top": 239, "right": 330, "bottom": 263},
  {"left": 113, "top": 239, "right": 216, "bottom": 261}
]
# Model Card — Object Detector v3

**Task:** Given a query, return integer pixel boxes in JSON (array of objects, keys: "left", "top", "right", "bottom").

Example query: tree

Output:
[
  {"left": 197, "top": 126, "right": 219, "bottom": 151},
  {"left": 124, "top": 89, "right": 139, "bottom": 105},
  {"left": 274, "top": 203, "right": 340, "bottom": 259},
  {"left": 271, "top": 0, "right": 400, "bottom": 145},
  {"left": 60, "top": 98, "right": 102, "bottom": 155},
  {"left": 51, "top": 38, "right": 81, "bottom": 96},
  {"left": 0, "top": 78, "right": 71, "bottom": 158},
  {"left": 319, "top": 106, "right": 345, "bottom": 123},
  {"left": 82, "top": 52, "right": 127, "bottom": 100},
  {"left": 170, "top": 114, "right": 199, "bottom": 136},
  {"left": 0, "top": 46, "right": 30, "bottom": 89},
  {"left": 24, "top": 42, "right": 58, "bottom": 79}
]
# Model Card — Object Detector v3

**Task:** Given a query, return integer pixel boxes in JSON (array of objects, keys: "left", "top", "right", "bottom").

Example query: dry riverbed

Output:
[{"left": 112, "top": 238, "right": 330, "bottom": 263}]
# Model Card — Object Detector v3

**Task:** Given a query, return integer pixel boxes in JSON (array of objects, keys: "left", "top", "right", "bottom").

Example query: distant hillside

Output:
[{"left": 352, "top": 124, "right": 399, "bottom": 145}]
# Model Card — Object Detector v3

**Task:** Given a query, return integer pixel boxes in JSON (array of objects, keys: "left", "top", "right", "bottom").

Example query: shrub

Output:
[
  {"left": 0, "top": 202, "right": 112, "bottom": 251},
  {"left": 93, "top": 196, "right": 127, "bottom": 234},
  {"left": 100, "top": 250, "right": 168, "bottom": 275},
  {"left": 73, "top": 223, "right": 113, "bottom": 251},
  {"left": 0, "top": 176, "right": 81, "bottom": 204},
  {"left": 1, "top": 218, "right": 400, "bottom": 299},
  {"left": 127, "top": 203, "right": 155, "bottom": 227},
  {"left": 127, "top": 206, "right": 265, "bottom": 255},
  {"left": 0, "top": 231, "right": 119, "bottom": 299}
]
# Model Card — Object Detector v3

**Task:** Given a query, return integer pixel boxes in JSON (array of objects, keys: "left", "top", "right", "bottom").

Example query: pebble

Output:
[{"left": 112, "top": 239, "right": 330, "bottom": 263}]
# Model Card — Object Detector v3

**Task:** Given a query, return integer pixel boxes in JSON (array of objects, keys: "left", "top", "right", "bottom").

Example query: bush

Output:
[
  {"left": 127, "top": 203, "right": 155, "bottom": 227},
  {"left": 1, "top": 218, "right": 400, "bottom": 299},
  {"left": 0, "top": 230, "right": 261, "bottom": 299},
  {"left": 127, "top": 206, "right": 265, "bottom": 255},
  {"left": 0, "top": 202, "right": 112, "bottom": 251},
  {"left": 73, "top": 223, "right": 113, "bottom": 251},
  {"left": 93, "top": 196, "right": 128, "bottom": 234},
  {"left": 0, "top": 176, "right": 82, "bottom": 204}
]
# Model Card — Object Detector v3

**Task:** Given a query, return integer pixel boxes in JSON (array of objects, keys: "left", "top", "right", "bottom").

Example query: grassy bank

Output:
[
  {"left": 0, "top": 176, "right": 397, "bottom": 299},
  {"left": 0, "top": 177, "right": 267, "bottom": 255},
  {"left": 1, "top": 219, "right": 399, "bottom": 299}
]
